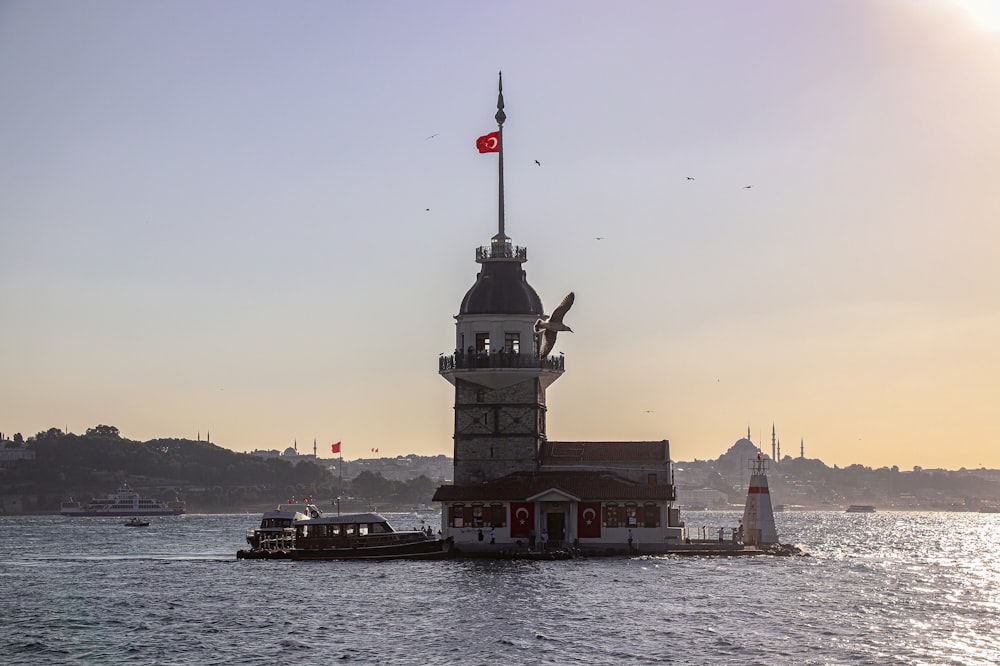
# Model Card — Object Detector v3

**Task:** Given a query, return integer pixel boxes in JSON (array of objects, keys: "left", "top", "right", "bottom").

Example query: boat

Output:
[
  {"left": 290, "top": 512, "right": 452, "bottom": 560},
  {"left": 124, "top": 517, "right": 149, "bottom": 527},
  {"left": 846, "top": 505, "right": 876, "bottom": 513},
  {"left": 242, "top": 502, "right": 322, "bottom": 555},
  {"left": 413, "top": 503, "right": 437, "bottom": 514},
  {"left": 60, "top": 483, "right": 185, "bottom": 517}
]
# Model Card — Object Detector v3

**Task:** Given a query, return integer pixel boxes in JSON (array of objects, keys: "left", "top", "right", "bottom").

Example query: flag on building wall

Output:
[
  {"left": 476, "top": 131, "right": 500, "bottom": 153},
  {"left": 331, "top": 442, "right": 341, "bottom": 454},
  {"left": 509, "top": 502, "right": 534, "bottom": 538},
  {"left": 577, "top": 502, "right": 602, "bottom": 539}
]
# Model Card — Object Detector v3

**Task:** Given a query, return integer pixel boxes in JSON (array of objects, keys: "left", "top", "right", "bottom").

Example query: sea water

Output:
[{"left": 2, "top": 510, "right": 999, "bottom": 665}]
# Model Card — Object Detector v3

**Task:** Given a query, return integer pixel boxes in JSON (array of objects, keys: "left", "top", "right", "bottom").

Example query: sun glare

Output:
[{"left": 947, "top": 0, "right": 1000, "bottom": 31}]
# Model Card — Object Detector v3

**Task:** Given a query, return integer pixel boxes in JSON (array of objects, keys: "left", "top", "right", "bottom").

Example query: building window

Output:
[
  {"left": 504, "top": 332, "right": 520, "bottom": 354},
  {"left": 647, "top": 473, "right": 657, "bottom": 485},
  {"left": 476, "top": 389, "right": 485, "bottom": 403},
  {"left": 472, "top": 504, "right": 484, "bottom": 527},
  {"left": 475, "top": 333, "right": 490, "bottom": 353},
  {"left": 604, "top": 503, "right": 619, "bottom": 528},
  {"left": 490, "top": 503, "right": 506, "bottom": 527},
  {"left": 450, "top": 504, "right": 465, "bottom": 528},
  {"left": 625, "top": 503, "right": 638, "bottom": 527},
  {"left": 644, "top": 503, "right": 659, "bottom": 528}
]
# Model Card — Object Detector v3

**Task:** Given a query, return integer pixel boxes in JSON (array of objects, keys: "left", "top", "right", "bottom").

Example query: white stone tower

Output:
[{"left": 438, "top": 73, "right": 567, "bottom": 485}]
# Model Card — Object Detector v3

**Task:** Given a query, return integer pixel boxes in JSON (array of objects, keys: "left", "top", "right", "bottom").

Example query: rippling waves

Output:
[{"left": 2, "top": 511, "right": 999, "bottom": 665}]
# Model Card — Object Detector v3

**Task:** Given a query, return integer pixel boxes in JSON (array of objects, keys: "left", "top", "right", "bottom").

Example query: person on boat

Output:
[{"left": 490, "top": 527, "right": 495, "bottom": 544}]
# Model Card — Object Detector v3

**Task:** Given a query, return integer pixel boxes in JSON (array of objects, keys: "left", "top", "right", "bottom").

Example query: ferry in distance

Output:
[{"left": 60, "top": 483, "right": 185, "bottom": 517}]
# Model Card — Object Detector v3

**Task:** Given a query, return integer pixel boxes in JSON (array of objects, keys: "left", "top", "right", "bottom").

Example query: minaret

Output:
[
  {"left": 313, "top": 438, "right": 317, "bottom": 458},
  {"left": 800, "top": 437, "right": 804, "bottom": 459},
  {"left": 777, "top": 438, "right": 781, "bottom": 462},
  {"left": 439, "top": 73, "right": 566, "bottom": 485},
  {"left": 771, "top": 423, "right": 776, "bottom": 461}
]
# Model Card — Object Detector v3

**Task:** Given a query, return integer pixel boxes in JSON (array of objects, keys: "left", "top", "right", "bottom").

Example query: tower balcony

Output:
[
  {"left": 476, "top": 244, "right": 527, "bottom": 263},
  {"left": 439, "top": 350, "right": 565, "bottom": 390}
]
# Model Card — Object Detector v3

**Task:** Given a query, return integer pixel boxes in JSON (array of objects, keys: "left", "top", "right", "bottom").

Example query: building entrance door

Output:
[{"left": 546, "top": 512, "right": 566, "bottom": 548}]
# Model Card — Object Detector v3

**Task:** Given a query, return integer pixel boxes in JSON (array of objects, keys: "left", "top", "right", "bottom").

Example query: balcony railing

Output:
[
  {"left": 439, "top": 351, "right": 564, "bottom": 372},
  {"left": 476, "top": 245, "right": 527, "bottom": 262}
]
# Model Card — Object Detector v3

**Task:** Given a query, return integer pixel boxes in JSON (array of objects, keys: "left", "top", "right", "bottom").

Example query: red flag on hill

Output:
[
  {"left": 476, "top": 131, "right": 499, "bottom": 153},
  {"left": 331, "top": 442, "right": 341, "bottom": 454}
]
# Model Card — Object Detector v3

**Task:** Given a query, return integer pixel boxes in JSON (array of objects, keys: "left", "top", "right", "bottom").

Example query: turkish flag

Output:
[
  {"left": 509, "top": 502, "right": 534, "bottom": 537},
  {"left": 476, "top": 131, "right": 500, "bottom": 153},
  {"left": 578, "top": 502, "right": 601, "bottom": 538},
  {"left": 331, "top": 442, "right": 341, "bottom": 454}
]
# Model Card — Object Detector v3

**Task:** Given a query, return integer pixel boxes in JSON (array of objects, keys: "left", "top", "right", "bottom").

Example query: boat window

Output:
[
  {"left": 472, "top": 504, "right": 484, "bottom": 527},
  {"left": 345, "top": 524, "right": 358, "bottom": 536},
  {"left": 358, "top": 524, "right": 369, "bottom": 536},
  {"left": 371, "top": 522, "right": 389, "bottom": 534},
  {"left": 625, "top": 504, "right": 638, "bottom": 527}
]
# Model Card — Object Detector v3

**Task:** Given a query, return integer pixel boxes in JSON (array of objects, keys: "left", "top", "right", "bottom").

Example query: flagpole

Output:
[{"left": 495, "top": 70, "right": 506, "bottom": 240}]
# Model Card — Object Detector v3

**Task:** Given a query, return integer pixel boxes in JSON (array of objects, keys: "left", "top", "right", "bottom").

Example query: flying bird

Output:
[
  {"left": 686, "top": 176, "right": 695, "bottom": 181},
  {"left": 425, "top": 133, "right": 439, "bottom": 140},
  {"left": 535, "top": 292, "right": 575, "bottom": 359},
  {"left": 743, "top": 185, "right": 753, "bottom": 189},
  {"left": 595, "top": 236, "right": 605, "bottom": 240},
  {"left": 535, "top": 160, "right": 541, "bottom": 166}
]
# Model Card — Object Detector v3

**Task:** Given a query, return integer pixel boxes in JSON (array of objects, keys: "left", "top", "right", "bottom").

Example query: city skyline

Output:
[{"left": 2, "top": 1, "right": 998, "bottom": 470}]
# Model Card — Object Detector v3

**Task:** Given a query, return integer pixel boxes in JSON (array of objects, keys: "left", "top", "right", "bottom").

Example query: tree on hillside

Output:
[{"left": 86, "top": 424, "right": 121, "bottom": 438}]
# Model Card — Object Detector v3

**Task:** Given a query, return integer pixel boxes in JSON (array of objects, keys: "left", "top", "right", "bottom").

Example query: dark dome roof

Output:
[{"left": 459, "top": 261, "right": 544, "bottom": 315}]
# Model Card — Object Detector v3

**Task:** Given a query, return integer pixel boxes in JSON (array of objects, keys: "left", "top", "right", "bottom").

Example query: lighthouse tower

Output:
[
  {"left": 438, "top": 73, "right": 567, "bottom": 485},
  {"left": 741, "top": 453, "right": 779, "bottom": 545}
]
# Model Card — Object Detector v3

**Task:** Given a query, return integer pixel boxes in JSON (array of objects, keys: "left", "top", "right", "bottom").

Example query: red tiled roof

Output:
[
  {"left": 541, "top": 440, "right": 668, "bottom": 463},
  {"left": 432, "top": 470, "right": 675, "bottom": 502}
]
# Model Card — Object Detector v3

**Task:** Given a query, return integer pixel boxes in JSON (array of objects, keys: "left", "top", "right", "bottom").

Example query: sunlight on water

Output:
[{"left": 2, "top": 511, "right": 1000, "bottom": 664}]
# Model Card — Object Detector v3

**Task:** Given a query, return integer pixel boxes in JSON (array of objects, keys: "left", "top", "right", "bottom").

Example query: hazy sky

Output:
[{"left": 2, "top": 1, "right": 998, "bottom": 470}]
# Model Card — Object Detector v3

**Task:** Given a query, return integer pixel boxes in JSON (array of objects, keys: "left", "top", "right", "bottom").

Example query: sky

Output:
[{"left": 1, "top": 0, "right": 998, "bottom": 470}]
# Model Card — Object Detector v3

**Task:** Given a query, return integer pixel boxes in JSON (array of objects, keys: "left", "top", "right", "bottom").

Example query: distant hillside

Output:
[{"left": 0, "top": 425, "right": 443, "bottom": 513}]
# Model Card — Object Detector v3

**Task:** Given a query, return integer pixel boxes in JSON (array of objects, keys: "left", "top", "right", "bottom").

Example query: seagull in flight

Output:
[
  {"left": 595, "top": 236, "right": 605, "bottom": 240},
  {"left": 686, "top": 176, "right": 695, "bottom": 181},
  {"left": 535, "top": 292, "right": 575, "bottom": 359},
  {"left": 743, "top": 185, "right": 753, "bottom": 189},
  {"left": 535, "top": 160, "right": 541, "bottom": 166},
  {"left": 425, "top": 133, "right": 439, "bottom": 140}
]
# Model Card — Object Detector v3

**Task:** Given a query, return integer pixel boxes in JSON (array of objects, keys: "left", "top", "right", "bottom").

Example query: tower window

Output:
[
  {"left": 504, "top": 332, "right": 520, "bottom": 354},
  {"left": 475, "top": 333, "right": 490, "bottom": 353},
  {"left": 476, "top": 389, "right": 485, "bottom": 403}
]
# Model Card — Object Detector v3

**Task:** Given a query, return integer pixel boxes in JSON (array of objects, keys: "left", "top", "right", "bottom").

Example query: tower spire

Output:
[{"left": 495, "top": 71, "right": 507, "bottom": 241}]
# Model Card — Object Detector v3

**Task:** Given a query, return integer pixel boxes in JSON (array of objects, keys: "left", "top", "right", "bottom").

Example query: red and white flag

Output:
[
  {"left": 331, "top": 441, "right": 341, "bottom": 454},
  {"left": 476, "top": 131, "right": 500, "bottom": 153},
  {"left": 509, "top": 502, "right": 534, "bottom": 538},
  {"left": 577, "top": 502, "right": 602, "bottom": 539}
]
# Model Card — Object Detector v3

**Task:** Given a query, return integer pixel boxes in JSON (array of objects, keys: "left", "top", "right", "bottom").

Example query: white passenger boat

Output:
[{"left": 60, "top": 483, "right": 185, "bottom": 517}]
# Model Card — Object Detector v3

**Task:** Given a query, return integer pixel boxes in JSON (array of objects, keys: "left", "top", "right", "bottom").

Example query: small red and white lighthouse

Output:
[{"left": 741, "top": 453, "right": 778, "bottom": 545}]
